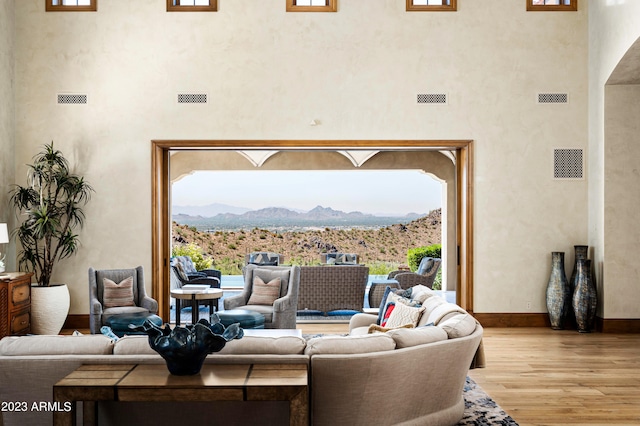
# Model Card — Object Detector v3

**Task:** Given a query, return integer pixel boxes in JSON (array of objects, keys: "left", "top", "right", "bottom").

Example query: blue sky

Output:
[{"left": 172, "top": 170, "right": 442, "bottom": 216}]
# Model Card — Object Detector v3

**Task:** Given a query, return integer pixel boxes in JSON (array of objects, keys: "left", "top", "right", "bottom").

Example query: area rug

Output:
[{"left": 459, "top": 377, "right": 518, "bottom": 425}]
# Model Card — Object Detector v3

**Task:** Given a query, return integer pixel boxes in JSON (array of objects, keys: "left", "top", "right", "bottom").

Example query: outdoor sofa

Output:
[
  {"left": 0, "top": 287, "right": 483, "bottom": 426},
  {"left": 297, "top": 264, "right": 369, "bottom": 314}
]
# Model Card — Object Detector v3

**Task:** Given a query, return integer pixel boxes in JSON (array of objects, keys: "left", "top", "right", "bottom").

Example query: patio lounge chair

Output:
[
  {"left": 245, "top": 252, "right": 283, "bottom": 266},
  {"left": 387, "top": 257, "right": 442, "bottom": 289}
]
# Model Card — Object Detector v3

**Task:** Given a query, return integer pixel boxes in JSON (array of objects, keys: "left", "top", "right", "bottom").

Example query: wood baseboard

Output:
[
  {"left": 63, "top": 314, "right": 90, "bottom": 330},
  {"left": 472, "top": 313, "right": 640, "bottom": 333}
]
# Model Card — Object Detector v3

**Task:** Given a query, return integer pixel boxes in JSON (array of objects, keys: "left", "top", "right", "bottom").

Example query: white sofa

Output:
[{"left": 0, "top": 288, "right": 483, "bottom": 426}]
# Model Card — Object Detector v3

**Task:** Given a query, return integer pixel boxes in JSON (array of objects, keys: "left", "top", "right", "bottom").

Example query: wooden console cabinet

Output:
[{"left": 0, "top": 272, "right": 33, "bottom": 338}]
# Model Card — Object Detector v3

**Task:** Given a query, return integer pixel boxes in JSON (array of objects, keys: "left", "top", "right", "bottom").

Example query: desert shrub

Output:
[
  {"left": 366, "top": 261, "right": 400, "bottom": 275},
  {"left": 171, "top": 243, "right": 213, "bottom": 270},
  {"left": 214, "top": 257, "right": 243, "bottom": 275},
  {"left": 407, "top": 244, "right": 441, "bottom": 272},
  {"left": 432, "top": 269, "right": 443, "bottom": 291}
]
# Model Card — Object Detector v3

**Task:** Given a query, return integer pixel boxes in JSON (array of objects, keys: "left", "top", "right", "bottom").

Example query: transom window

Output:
[
  {"left": 527, "top": 0, "right": 577, "bottom": 11},
  {"left": 286, "top": 0, "right": 337, "bottom": 12},
  {"left": 406, "top": 0, "right": 456, "bottom": 12},
  {"left": 46, "top": 0, "right": 97, "bottom": 12},
  {"left": 167, "top": 0, "right": 217, "bottom": 12}
]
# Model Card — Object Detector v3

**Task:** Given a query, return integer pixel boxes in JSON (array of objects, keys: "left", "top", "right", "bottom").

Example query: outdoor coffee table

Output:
[
  {"left": 53, "top": 363, "right": 308, "bottom": 426},
  {"left": 171, "top": 288, "right": 223, "bottom": 325}
]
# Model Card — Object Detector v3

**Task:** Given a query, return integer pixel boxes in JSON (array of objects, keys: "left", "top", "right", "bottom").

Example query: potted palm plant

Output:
[{"left": 10, "top": 142, "right": 93, "bottom": 334}]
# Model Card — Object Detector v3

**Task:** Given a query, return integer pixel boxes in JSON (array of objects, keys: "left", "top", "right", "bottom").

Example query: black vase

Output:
[
  {"left": 567, "top": 245, "right": 588, "bottom": 329},
  {"left": 546, "top": 252, "right": 570, "bottom": 330},
  {"left": 570, "top": 245, "right": 588, "bottom": 294},
  {"left": 572, "top": 259, "right": 597, "bottom": 333}
]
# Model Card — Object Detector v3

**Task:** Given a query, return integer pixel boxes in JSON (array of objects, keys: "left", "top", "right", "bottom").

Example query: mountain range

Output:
[{"left": 172, "top": 204, "right": 425, "bottom": 230}]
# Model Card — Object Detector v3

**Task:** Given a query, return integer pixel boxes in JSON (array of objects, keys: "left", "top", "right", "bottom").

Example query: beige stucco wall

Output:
[
  {"left": 0, "top": 0, "right": 15, "bottom": 270},
  {"left": 588, "top": 0, "right": 640, "bottom": 319},
  {"left": 13, "top": 0, "right": 589, "bottom": 316}
]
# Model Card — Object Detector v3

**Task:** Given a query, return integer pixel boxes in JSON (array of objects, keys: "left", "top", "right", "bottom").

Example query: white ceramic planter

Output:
[{"left": 31, "top": 284, "right": 70, "bottom": 335}]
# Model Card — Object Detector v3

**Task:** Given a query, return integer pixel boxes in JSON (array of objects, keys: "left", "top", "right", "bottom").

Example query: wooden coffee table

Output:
[
  {"left": 171, "top": 288, "right": 223, "bottom": 325},
  {"left": 53, "top": 363, "right": 308, "bottom": 426}
]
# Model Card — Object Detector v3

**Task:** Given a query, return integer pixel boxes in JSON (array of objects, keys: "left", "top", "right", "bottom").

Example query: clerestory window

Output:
[
  {"left": 286, "top": 0, "right": 337, "bottom": 13},
  {"left": 167, "top": 0, "right": 217, "bottom": 12},
  {"left": 46, "top": 0, "right": 97, "bottom": 12},
  {"left": 406, "top": 0, "right": 457, "bottom": 12},
  {"left": 527, "top": 0, "right": 577, "bottom": 12}
]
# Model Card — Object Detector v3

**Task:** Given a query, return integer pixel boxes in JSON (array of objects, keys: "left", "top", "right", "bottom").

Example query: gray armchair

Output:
[
  {"left": 88, "top": 266, "right": 158, "bottom": 334},
  {"left": 224, "top": 264, "right": 300, "bottom": 329},
  {"left": 387, "top": 257, "right": 442, "bottom": 290}
]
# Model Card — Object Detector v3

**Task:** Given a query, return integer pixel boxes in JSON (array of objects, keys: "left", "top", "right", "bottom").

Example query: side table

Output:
[
  {"left": 0, "top": 272, "right": 33, "bottom": 338},
  {"left": 171, "top": 288, "right": 223, "bottom": 325}
]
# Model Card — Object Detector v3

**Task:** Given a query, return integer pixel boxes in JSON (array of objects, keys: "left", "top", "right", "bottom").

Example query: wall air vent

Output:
[
  {"left": 57, "top": 94, "right": 88, "bottom": 104},
  {"left": 178, "top": 93, "right": 208, "bottom": 104},
  {"left": 417, "top": 93, "right": 447, "bottom": 104},
  {"left": 538, "top": 93, "right": 568, "bottom": 104},
  {"left": 553, "top": 148, "right": 584, "bottom": 180}
]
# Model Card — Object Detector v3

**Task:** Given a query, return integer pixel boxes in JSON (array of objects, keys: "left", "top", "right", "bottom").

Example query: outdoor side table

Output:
[{"left": 170, "top": 288, "right": 223, "bottom": 325}]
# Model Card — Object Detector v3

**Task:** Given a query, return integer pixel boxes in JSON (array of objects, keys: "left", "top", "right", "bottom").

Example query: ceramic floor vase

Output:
[
  {"left": 31, "top": 284, "right": 70, "bottom": 335},
  {"left": 572, "top": 259, "right": 597, "bottom": 333},
  {"left": 546, "top": 251, "right": 570, "bottom": 330}
]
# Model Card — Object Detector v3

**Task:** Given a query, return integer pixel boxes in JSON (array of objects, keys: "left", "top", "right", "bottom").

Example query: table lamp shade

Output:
[{"left": 0, "top": 223, "right": 8, "bottom": 244}]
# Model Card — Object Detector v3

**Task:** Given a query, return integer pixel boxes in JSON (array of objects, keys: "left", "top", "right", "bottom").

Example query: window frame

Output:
[
  {"left": 406, "top": 0, "right": 457, "bottom": 12},
  {"left": 286, "top": 0, "right": 337, "bottom": 13},
  {"left": 526, "top": 0, "right": 577, "bottom": 12},
  {"left": 166, "top": 0, "right": 218, "bottom": 12},
  {"left": 45, "top": 0, "right": 97, "bottom": 12}
]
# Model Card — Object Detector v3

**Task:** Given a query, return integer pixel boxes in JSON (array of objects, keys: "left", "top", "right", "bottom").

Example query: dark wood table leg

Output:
[
  {"left": 191, "top": 295, "right": 198, "bottom": 324},
  {"left": 175, "top": 299, "right": 181, "bottom": 326}
]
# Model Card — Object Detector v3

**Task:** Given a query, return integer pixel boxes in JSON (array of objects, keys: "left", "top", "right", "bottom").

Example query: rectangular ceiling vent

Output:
[
  {"left": 57, "top": 94, "right": 88, "bottom": 104},
  {"left": 553, "top": 148, "right": 584, "bottom": 180},
  {"left": 178, "top": 93, "right": 208, "bottom": 104},
  {"left": 538, "top": 93, "right": 568, "bottom": 104},
  {"left": 417, "top": 93, "right": 447, "bottom": 104}
]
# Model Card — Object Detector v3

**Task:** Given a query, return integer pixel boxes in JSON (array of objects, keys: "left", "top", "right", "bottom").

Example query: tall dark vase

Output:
[
  {"left": 572, "top": 259, "right": 597, "bottom": 333},
  {"left": 546, "top": 252, "right": 570, "bottom": 330},
  {"left": 568, "top": 245, "right": 588, "bottom": 329}
]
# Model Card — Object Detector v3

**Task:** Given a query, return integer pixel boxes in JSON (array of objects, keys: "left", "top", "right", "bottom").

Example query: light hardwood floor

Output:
[
  {"left": 66, "top": 324, "right": 640, "bottom": 425},
  {"left": 468, "top": 328, "right": 640, "bottom": 426}
]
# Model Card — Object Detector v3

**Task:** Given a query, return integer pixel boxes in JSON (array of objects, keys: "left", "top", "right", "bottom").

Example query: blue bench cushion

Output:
[
  {"left": 218, "top": 309, "right": 265, "bottom": 329},
  {"left": 104, "top": 313, "right": 163, "bottom": 336}
]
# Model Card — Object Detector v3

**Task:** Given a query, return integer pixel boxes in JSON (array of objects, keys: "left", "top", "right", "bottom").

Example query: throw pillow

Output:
[
  {"left": 380, "top": 302, "right": 396, "bottom": 327},
  {"left": 377, "top": 286, "right": 406, "bottom": 325},
  {"left": 174, "top": 263, "right": 189, "bottom": 282},
  {"left": 367, "top": 323, "right": 414, "bottom": 334},
  {"left": 253, "top": 268, "right": 290, "bottom": 297},
  {"left": 103, "top": 276, "right": 135, "bottom": 308},
  {"left": 384, "top": 301, "right": 425, "bottom": 329},
  {"left": 247, "top": 276, "right": 281, "bottom": 305}
]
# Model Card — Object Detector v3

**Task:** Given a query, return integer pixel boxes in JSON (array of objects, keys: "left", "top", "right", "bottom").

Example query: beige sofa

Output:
[{"left": 0, "top": 290, "right": 483, "bottom": 426}]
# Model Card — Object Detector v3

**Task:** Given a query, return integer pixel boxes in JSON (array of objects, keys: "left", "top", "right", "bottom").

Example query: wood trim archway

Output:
[{"left": 151, "top": 140, "right": 474, "bottom": 321}]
